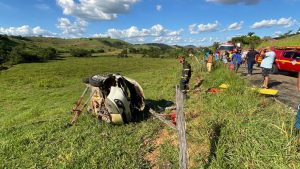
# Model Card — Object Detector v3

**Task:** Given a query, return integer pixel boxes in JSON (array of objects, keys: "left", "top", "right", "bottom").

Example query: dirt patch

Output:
[{"left": 144, "top": 129, "right": 176, "bottom": 169}]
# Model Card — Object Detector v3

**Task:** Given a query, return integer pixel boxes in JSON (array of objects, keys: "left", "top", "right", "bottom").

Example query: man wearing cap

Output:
[{"left": 179, "top": 57, "right": 191, "bottom": 98}]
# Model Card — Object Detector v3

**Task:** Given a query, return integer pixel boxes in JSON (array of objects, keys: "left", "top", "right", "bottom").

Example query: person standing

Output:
[
  {"left": 232, "top": 49, "right": 242, "bottom": 73},
  {"left": 214, "top": 52, "right": 219, "bottom": 61},
  {"left": 260, "top": 47, "right": 275, "bottom": 88},
  {"left": 246, "top": 48, "right": 259, "bottom": 76},
  {"left": 179, "top": 56, "right": 191, "bottom": 97},
  {"left": 207, "top": 51, "right": 214, "bottom": 72},
  {"left": 241, "top": 49, "right": 248, "bottom": 68},
  {"left": 295, "top": 72, "right": 300, "bottom": 143},
  {"left": 222, "top": 51, "right": 229, "bottom": 65}
]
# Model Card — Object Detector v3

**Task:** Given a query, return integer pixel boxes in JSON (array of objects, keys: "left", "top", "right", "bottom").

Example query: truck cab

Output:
[{"left": 271, "top": 47, "right": 300, "bottom": 73}]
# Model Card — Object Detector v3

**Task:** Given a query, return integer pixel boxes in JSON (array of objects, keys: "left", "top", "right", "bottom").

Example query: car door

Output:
[
  {"left": 277, "top": 51, "right": 294, "bottom": 71},
  {"left": 292, "top": 52, "right": 300, "bottom": 72}
]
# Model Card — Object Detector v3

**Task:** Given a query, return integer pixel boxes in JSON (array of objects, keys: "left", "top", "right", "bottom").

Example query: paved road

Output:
[{"left": 237, "top": 64, "right": 300, "bottom": 110}]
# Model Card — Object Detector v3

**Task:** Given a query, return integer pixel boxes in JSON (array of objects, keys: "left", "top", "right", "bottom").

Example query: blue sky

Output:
[{"left": 0, "top": 0, "right": 299, "bottom": 46}]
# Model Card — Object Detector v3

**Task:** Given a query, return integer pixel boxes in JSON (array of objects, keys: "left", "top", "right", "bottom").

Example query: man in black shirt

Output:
[
  {"left": 179, "top": 56, "right": 191, "bottom": 98},
  {"left": 246, "top": 48, "right": 259, "bottom": 75}
]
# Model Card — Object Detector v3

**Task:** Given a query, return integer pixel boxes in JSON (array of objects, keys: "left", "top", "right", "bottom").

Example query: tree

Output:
[
  {"left": 248, "top": 32, "right": 255, "bottom": 37},
  {"left": 212, "top": 42, "right": 220, "bottom": 52},
  {"left": 70, "top": 48, "right": 92, "bottom": 57}
]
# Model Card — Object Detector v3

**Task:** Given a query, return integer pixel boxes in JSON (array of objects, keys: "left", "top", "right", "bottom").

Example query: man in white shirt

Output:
[{"left": 260, "top": 47, "right": 276, "bottom": 88}]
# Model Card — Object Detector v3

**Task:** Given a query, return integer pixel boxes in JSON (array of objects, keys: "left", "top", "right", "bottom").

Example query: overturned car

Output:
[{"left": 70, "top": 74, "right": 145, "bottom": 125}]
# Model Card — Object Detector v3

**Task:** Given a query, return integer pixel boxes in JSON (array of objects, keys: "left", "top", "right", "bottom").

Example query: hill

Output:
[
  {"left": 6, "top": 36, "right": 131, "bottom": 53},
  {"left": 259, "top": 34, "right": 300, "bottom": 48}
]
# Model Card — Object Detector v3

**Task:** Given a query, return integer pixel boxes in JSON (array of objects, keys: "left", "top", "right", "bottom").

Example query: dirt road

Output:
[{"left": 237, "top": 64, "right": 300, "bottom": 110}]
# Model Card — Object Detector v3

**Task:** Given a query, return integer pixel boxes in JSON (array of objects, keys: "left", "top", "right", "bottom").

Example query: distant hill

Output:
[
  {"left": 143, "top": 43, "right": 173, "bottom": 50},
  {"left": 184, "top": 45, "right": 197, "bottom": 49},
  {"left": 0, "top": 35, "right": 184, "bottom": 53}
]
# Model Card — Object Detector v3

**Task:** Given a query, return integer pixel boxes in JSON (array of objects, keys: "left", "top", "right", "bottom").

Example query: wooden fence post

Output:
[{"left": 176, "top": 85, "right": 188, "bottom": 169}]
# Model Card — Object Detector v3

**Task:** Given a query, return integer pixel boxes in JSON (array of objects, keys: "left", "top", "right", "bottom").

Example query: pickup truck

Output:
[{"left": 272, "top": 47, "right": 300, "bottom": 73}]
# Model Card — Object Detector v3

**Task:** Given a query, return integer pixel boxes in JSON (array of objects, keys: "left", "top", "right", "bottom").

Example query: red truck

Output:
[{"left": 272, "top": 46, "right": 300, "bottom": 73}]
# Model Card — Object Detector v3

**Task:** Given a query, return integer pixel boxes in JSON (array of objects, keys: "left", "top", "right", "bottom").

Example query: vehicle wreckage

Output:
[{"left": 70, "top": 74, "right": 145, "bottom": 125}]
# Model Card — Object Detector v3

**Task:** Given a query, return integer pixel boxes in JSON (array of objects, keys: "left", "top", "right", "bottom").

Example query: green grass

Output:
[
  {"left": 259, "top": 34, "right": 300, "bottom": 48},
  {"left": 0, "top": 57, "right": 180, "bottom": 168},
  {"left": 158, "top": 61, "right": 300, "bottom": 168},
  {"left": 1, "top": 56, "right": 299, "bottom": 168}
]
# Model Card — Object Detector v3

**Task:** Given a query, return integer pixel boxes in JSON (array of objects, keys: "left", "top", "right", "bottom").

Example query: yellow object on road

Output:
[
  {"left": 251, "top": 88, "right": 279, "bottom": 96},
  {"left": 219, "top": 83, "right": 279, "bottom": 96}
]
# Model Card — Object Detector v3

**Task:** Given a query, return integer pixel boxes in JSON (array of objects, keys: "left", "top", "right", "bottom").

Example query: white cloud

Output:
[
  {"left": 273, "top": 31, "right": 283, "bottom": 37},
  {"left": 156, "top": 5, "right": 162, "bottom": 11},
  {"left": 189, "top": 21, "right": 219, "bottom": 34},
  {"left": 206, "top": 0, "right": 261, "bottom": 5},
  {"left": 251, "top": 17, "right": 297, "bottom": 29},
  {"left": 223, "top": 21, "right": 243, "bottom": 31},
  {"left": 0, "top": 25, "right": 56, "bottom": 36},
  {"left": 56, "top": 0, "right": 139, "bottom": 21},
  {"left": 94, "top": 24, "right": 183, "bottom": 39},
  {"left": 57, "top": 17, "right": 88, "bottom": 37},
  {"left": 93, "top": 24, "right": 184, "bottom": 45},
  {"left": 189, "top": 24, "right": 198, "bottom": 34},
  {"left": 199, "top": 21, "right": 219, "bottom": 32},
  {"left": 153, "top": 36, "right": 182, "bottom": 44},
  {"left": 32, "top": 26, "right": 45, "bottom": 34}
]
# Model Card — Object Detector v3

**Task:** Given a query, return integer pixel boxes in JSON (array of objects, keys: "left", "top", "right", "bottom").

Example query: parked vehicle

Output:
[
  {"left": 272, "top": 47, "right": 300, "bottom": 73},
  {"left": 217, "top": 43, "right": 235, "bottom": 54}
]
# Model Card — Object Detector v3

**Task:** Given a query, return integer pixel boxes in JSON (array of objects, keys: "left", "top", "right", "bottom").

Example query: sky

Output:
[{"left": 0, "top": 0, "right": 299, "bottom": 46}]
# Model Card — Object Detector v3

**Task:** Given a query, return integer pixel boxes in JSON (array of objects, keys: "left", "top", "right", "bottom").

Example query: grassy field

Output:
[
  {"left": 259, "top": 34, "right": 300, "bottom": 48},
  {"left": 1, "top": 56, "right": 300, "bottom": 168}
]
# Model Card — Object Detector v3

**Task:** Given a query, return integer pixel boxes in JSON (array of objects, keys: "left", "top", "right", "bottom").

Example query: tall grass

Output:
[{"left": 156, "top": 59, "right": 300, "bottom": 168}]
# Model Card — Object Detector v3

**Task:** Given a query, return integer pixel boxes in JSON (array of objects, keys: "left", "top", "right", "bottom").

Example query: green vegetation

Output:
[
  {"left": 231, "top": 33, "right": 261, "bottom": 48},
  {"left": 0, "top": 35, "right": 195, "bottom": 68},
  {"left": 0, "top": 57, "right": 179, "bottom": 168},
  {"left": 70, "top": 48, "right": 92, "bottom": 57},
  {"left": 158, "top": 61, "right": 300, "bottom": 168},
  {"left": 1, "top": 35, "right": 300, "bottom": 168},
  {"left": 1, "top": 55, "right": 299, "bottom": 168},
  {"left": 259, "top": 34, "right": 300, "bottom": 48}
]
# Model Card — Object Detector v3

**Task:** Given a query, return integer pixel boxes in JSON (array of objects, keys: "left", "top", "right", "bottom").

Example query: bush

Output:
[
  {"left": 97, "top": 49, "right": 105, "bottom": 53},
  {"left": 70, "top": 49, "right": 92, "bottom": 57},
  {"left": 7, "top": 46, "right": 59, "bottom": 64},
  {"left": 117, "top": 49, "right": 128, "bottom": 58}
]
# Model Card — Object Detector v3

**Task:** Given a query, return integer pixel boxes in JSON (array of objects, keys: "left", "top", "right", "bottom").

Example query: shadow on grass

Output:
[
  {"left": 0, "top": 66, "right": 9, "bottom": 71},
  {"left": 204, "top": 122, "right": 225, "bottom": 169},
  {"left": 132, "top": 99, "right": 175, "bottom": 123}
]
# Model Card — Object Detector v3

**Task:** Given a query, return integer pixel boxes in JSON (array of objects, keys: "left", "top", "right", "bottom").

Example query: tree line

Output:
[{"left": 0, "top": 35, "right": 59, "bottom": 67}]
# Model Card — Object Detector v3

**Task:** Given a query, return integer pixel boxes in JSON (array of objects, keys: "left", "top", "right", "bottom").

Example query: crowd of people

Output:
[{"left": 204, "top": 47, "right": 276, "bottom": 89}]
